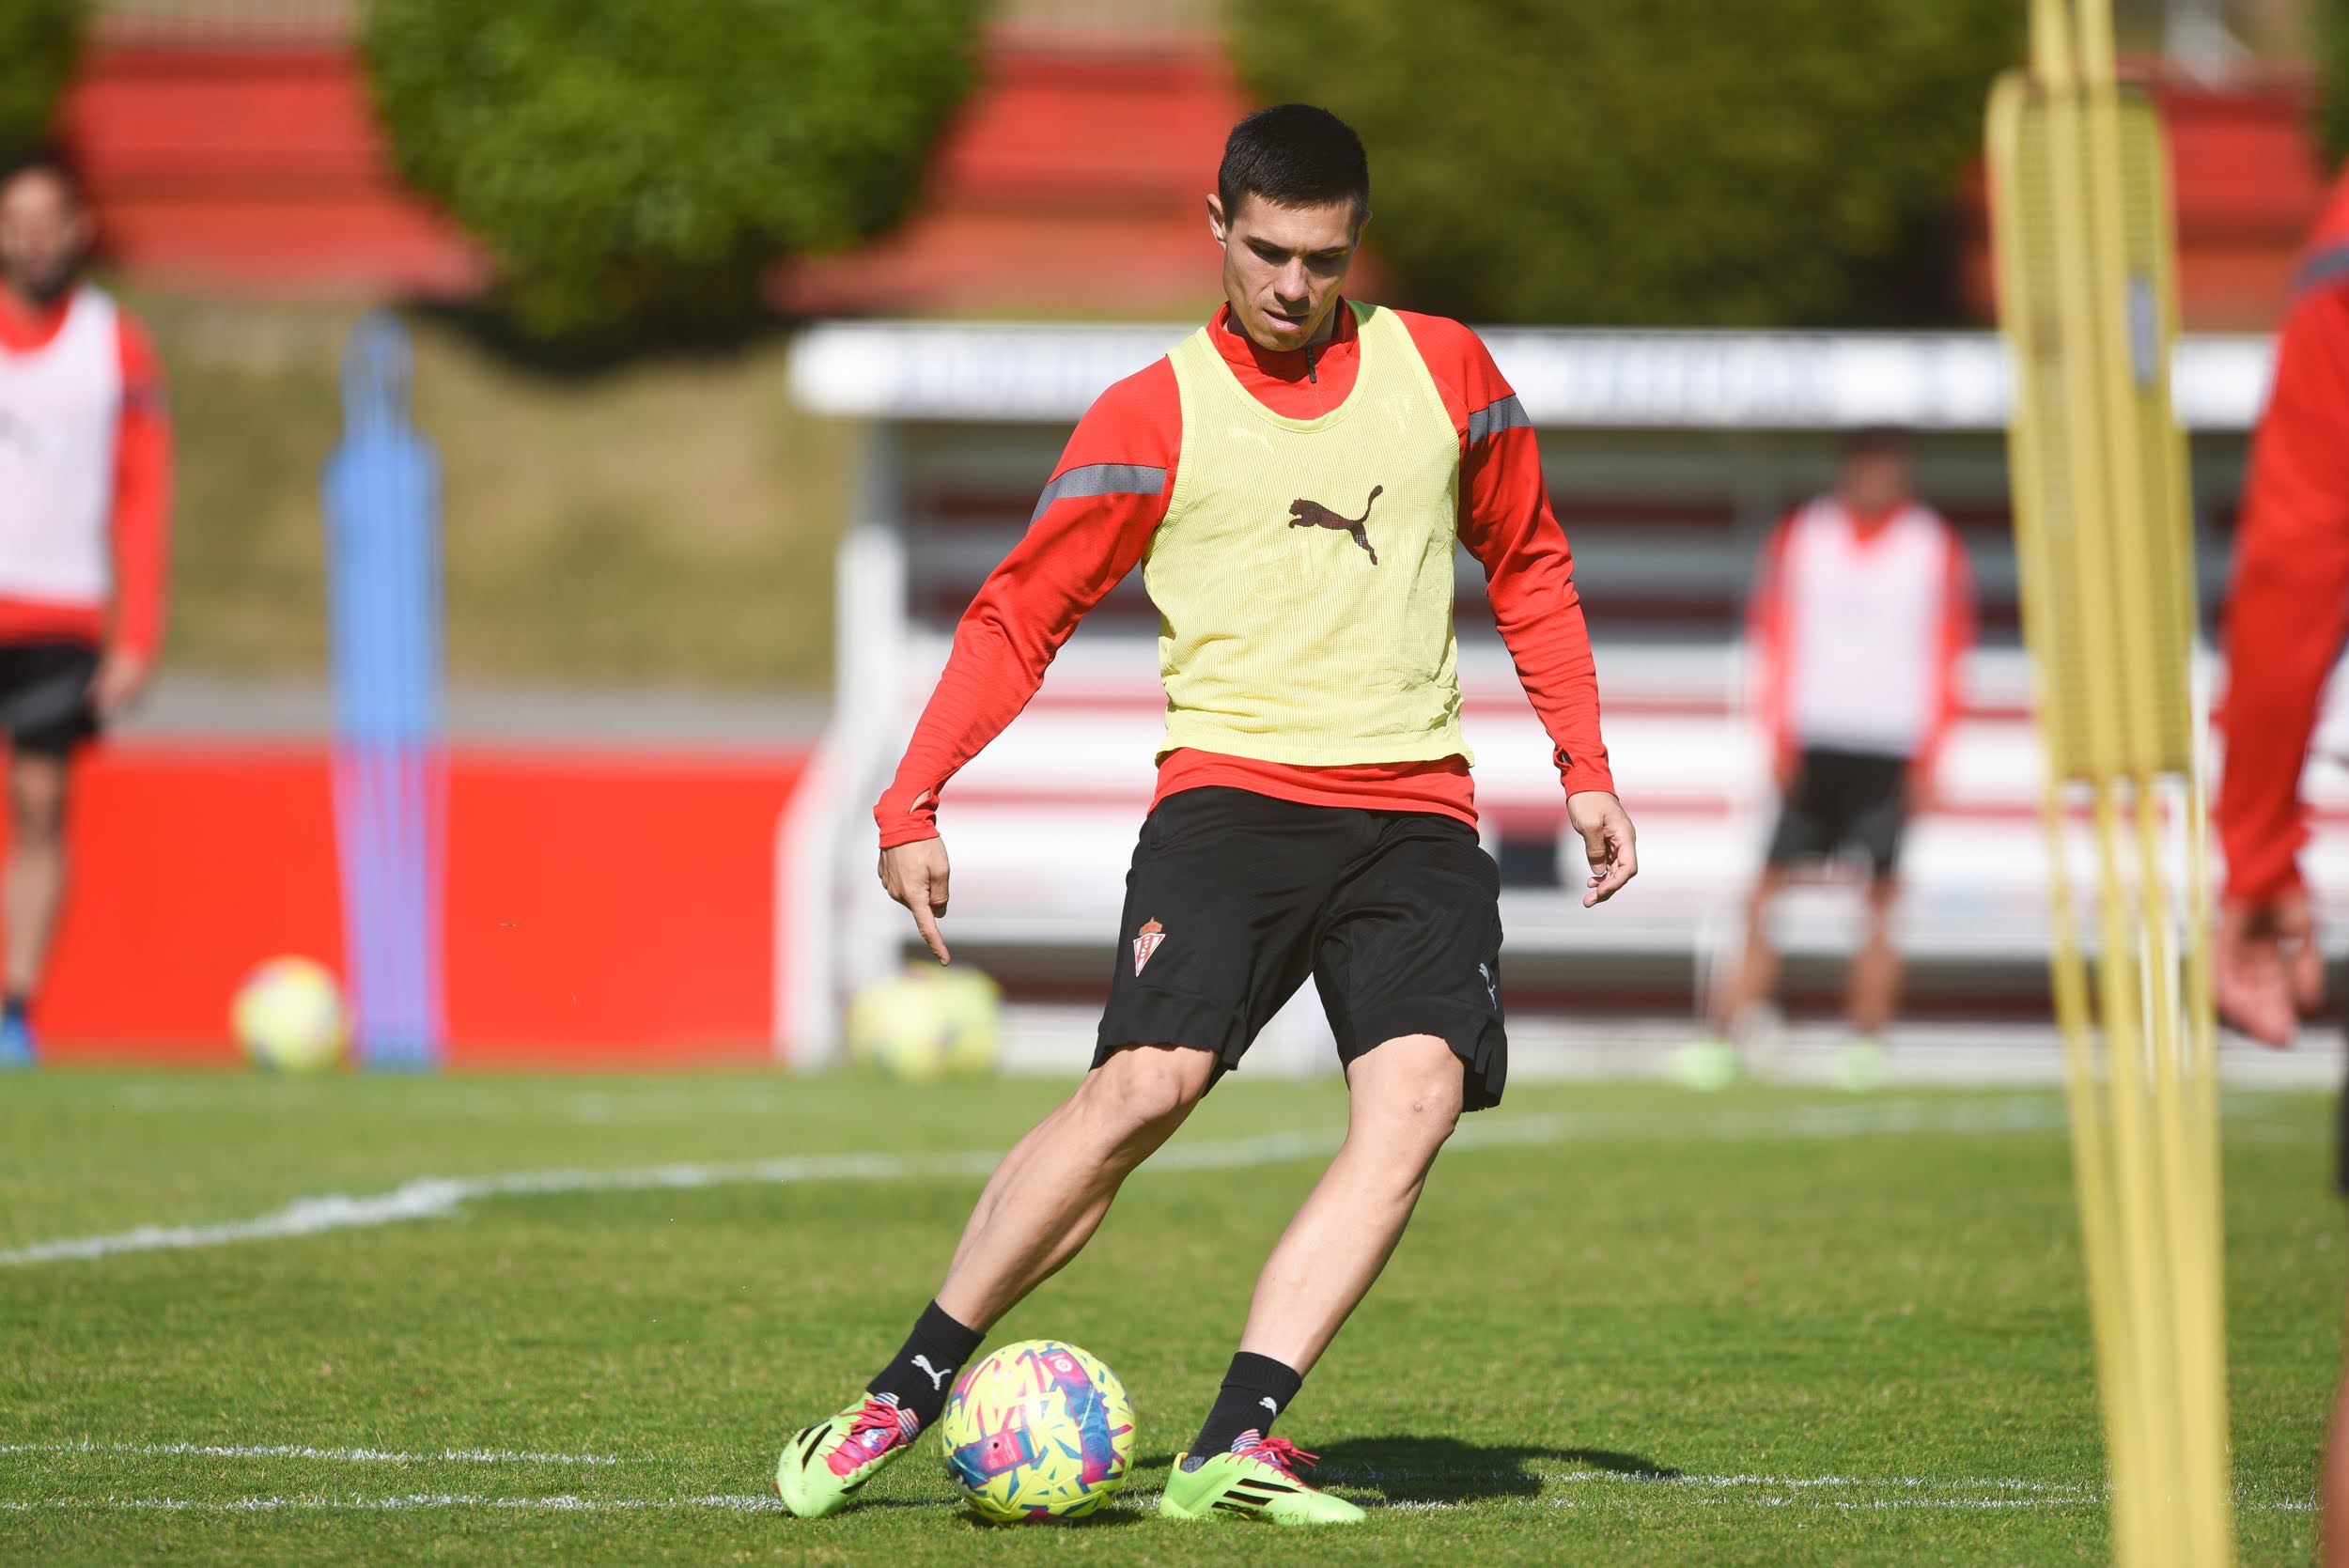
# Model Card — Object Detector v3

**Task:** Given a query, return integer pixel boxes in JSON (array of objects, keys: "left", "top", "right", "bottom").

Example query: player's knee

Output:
[
  {"left": 10, "top": 760, "right": 67, "bottom": 843},
  {"left": 1402, "top": 1074, "right": 1466, "bottom": 1142},
  {"left": 10, "top": 794, "right": 64, "bottom": 846},
  {"left": 1357, "top": 1042, "right": 1465, "bottom": 1147},
  {"left": 1082, "top": 1046, "right": 1211, "bottom": 1143}
]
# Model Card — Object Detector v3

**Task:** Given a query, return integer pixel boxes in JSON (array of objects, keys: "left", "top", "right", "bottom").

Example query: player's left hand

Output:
[
  {"left": 89, "top": 649, "right": 152, "bottom": 718},
  {"left": 1905, "top": 763, "right": 1937, "bottom": 815},
  {"left": 1566, "top": 790, "right": 1638, "bottom": 908}
]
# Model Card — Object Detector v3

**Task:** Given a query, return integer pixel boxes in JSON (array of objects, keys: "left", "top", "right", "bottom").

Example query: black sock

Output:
[
  {"left": 1187, "top": 1351, "right": 1304, "bottom": 1463},
  {"left": 866, "top": 1299, "right": 985, "bottom": 1429}
]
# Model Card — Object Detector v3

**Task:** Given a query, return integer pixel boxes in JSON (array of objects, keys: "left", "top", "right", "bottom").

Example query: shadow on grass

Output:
[
  {"left": 1311, "top": 1436, "right": 1678, "bottom": 1504},
  {"left": 836, "top": 1494, "right": 1147, "bottom": 1529},
  {"left": 953, "top": 1507, "right": 1149, "bottom": 1531},
  {"left": 1134, "top": 1438, "right": 1675, "bottom": 1504}
]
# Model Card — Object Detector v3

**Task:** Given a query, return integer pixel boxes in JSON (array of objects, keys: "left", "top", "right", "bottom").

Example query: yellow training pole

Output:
[{"left": 1987, "top": 1, "right": 2234, "bottom": 1560}]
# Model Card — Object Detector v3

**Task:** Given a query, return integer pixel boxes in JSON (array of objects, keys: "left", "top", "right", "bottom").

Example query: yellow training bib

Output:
[{"left": 1150, "top": 303, "right": 1470, "bottom": 767}]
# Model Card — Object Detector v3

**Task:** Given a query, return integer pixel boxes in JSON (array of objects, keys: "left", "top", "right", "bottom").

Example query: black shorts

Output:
[
  {"left": 0, "top": 644, "right": 100, "bottom": 757},
  {"left": 1766, "top": 747, "right": 1911, "bottom": 877},
  {"left": 1092, "top": 787, "right": 1508, "bottom": 1110}
]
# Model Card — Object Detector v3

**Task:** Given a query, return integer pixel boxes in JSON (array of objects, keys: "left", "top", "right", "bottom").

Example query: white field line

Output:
[
  {"left": 0, "top": 1096, "right": 2081, "bottom": 1268},
  {"left": 0, "top": 1440, "right": 617, "bottom": 1466},
  {"left": 0, "top": 1486, "right": 2314, "bottom": 1517},
  {"left": 0, "top": 1494, "right": 789, "bottom": 1514},
  {"left": 0, "top": 1445, "right": 2313, "bottom": 1516}
]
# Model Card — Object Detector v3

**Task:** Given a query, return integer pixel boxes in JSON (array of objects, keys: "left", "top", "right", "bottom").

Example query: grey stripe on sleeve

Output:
[
  {"left": 2295, "top": 244, "right": 2349, "bottom": 300},
  {"left": 1466, "top": 394, "right": 1532, "bottom": 445},
  {"left": 1028, "top": 462, "right": 1169, "bottom": 523}
]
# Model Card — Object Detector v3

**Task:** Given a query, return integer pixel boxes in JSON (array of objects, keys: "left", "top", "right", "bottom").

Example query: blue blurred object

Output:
[
  {"left": 0, "top": 1011, "right": 33, "bottom": 1069},
  {"left": 324, "top": 314, "right": 445, "bottom": 1068}
]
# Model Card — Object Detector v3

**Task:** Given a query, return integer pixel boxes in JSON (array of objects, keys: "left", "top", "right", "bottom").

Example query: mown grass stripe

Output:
[
  {"left": 0, "top": 1097, "right": 2077, "bottom": 1269},
  {"left": 0, "top": 1440, "right": 619, "bottom": 1466}
]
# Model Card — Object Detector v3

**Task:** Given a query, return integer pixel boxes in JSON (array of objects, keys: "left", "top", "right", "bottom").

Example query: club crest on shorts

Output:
[{"left": 1131, "top": 917, "right": 1166, "bottom": 975}]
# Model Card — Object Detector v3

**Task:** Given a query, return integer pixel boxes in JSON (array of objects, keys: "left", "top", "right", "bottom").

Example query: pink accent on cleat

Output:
[
  {"left": 1236, "top": 1434, "right": 1319, "bottom": 1477},
  {"left": 826, "top": 1395, "right": 919, "bottom": 1478}
]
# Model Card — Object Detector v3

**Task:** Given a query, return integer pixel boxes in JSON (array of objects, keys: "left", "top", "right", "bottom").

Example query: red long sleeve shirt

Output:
[
  {"left": 0, "top": 286, "right": 173, "bottom": 661},
  {"left": 875, "top": 300, "right": 1613, "bottom": 848},
  {"left": 2217, "top": 171, "right": 2349, "bottom": 903}
]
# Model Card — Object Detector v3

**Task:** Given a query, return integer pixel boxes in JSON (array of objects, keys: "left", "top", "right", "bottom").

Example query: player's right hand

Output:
[
  {"left": 2215, "top": 890, "right": 2323, "bottom": 1048},
  {"left": 879, "top": 837, "right": 954, "bottom": 965},
  {"left": 1566, "top": 790, "right": 1639, "bottom": 908},
  {"left": 89, "top": 648, "right": 152, "bottom": 718}
]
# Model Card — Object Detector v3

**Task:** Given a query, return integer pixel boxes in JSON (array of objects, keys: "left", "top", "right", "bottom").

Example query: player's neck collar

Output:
[
  {"left": 0, "top": 282, "right": 77, "bottom": 352},
  {"left": 1210, "top": 299, "right": 1357, "bottom": 376}
]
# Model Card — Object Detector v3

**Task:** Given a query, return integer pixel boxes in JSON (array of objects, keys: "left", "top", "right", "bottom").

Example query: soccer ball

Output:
[
  {"left": 941, "top": 1339, "right": 1134, "bottom": 1523},
  {"left": 231, "top": 956, "right": 348, "bottom": 1074},
  {"left": 847, "top": 963, "right": 1001, "bottom": 1082}
]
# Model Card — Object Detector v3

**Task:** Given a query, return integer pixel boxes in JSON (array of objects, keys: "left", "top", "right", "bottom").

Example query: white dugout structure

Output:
[{"left": 776, "top": 323, "right": 2326, "bottom": 1070}]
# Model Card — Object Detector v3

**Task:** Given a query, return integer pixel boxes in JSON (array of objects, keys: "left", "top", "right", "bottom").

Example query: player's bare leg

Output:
[
  {"left": 2326, "top": 1339, "right": 2349, "bottom": 1567},
  {"left": 1161, "top": 1032, "right": 1461, "bottom": 1526},
  {"left": 1836, "top": 874, "right": 1902, "bottom": 1091},
  {"left": 1233, "top": 1032, "right": 1462, "bottom": 1372},
  {"left": 778, "top": 1042, "right": 1216, "bottom": 1516},
  {"left": 6, "top": 752, "right": 68, "bottom": 993},
  {"left": 1679, "top": 867, "right": 1786, "bottom": 1089},
  {"left": 1, "top": 753, "right": 69, "bottom": 1062},
  {"left": 1847, "top": 874, "right": 1904, "bottom": 1032},
  {"left": 936, "top": 1043, "right": 1217, "bottom": 1327},
  {"left": 2325, "top": 1345, "right": 2349, "bottom": 1568},
  {"left": 1726, "top": 866, "right": 1788, "bottom": 1033}
]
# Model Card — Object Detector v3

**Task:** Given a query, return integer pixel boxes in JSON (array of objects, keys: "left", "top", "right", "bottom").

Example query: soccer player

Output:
[
  {"left": 1680, "top": 427, "right": 1973, "bottom": 1093},
  {"left": 0, "top": 149, "right": 170, "bottom": 1066},
  {"left": 2209, "top": 162, "right": 2349, "bottom": 1567},
  {"left": 774, "top": 104, "right": 1635, "bottom": 1525}
]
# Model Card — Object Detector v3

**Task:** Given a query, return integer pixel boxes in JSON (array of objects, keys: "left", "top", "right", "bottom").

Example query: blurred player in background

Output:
[
  {"left": 0, "top": 149, "right": 172, "bottom": 1065},
  {"left": 2210, "top": 162, "right": 2349, "bottom": 1566},
  {"left": 775, "top": 103, "right": 1635, "bottom": 1527},
  {"left": 1680, "top": 427, "right": 1973, "bottom": 1092}
]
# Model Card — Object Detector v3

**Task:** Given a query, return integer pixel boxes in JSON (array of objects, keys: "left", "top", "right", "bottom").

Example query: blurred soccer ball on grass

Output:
[
  {"left": 232, "top": 956, "right": 349, "bottom": 1074},
  {"left": 848, "top": 963, "right": 1002, "bottom": 1082}
]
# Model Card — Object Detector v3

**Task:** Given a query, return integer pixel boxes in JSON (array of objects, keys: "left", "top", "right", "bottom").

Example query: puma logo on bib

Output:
[{"left": 1286, "top": 484, "right": 1383, "bottom": 565}]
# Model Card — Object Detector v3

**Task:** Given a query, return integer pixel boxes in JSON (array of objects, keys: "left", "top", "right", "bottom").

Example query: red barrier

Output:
[
  {"left": 443, "top": 749, "right": 801, "bottom": 1067},
  {"left": 33, "top": 742, "right": 807, "bottom": 1064}
]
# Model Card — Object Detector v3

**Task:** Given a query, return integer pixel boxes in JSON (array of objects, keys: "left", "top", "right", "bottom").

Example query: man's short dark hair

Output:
[
  {"left": 1840, "top": 424, "right": 1912, "bottom": 459},
  {"left": 0, "top": 145, "right": 86, "bottom": 204},
  {"left": 1217, "top": 104, "right": 1369, "bottom": 224}
]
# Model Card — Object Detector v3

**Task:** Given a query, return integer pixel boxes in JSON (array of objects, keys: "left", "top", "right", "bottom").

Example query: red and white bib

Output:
[{"left": 0, "top": 287, "right": 121, "bottom": 608}]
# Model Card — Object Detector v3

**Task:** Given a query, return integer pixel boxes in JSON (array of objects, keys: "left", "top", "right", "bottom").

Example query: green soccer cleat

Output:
[
  {"left": 774, "top": 1392, "right": 921, "bottom": 1518},
  {"left": 1832, "top": 1037, "right": 1887, "bottom": 1094},
  {"left": 1672, "top": 1036, "right": 1740, "bottom": 1093},
  {"left": 1159, "top": 1435, "right": 1366, "bottom": 1525}
]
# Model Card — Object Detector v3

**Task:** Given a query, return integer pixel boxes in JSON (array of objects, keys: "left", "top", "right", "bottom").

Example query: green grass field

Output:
[{"left": 1, "top": 1072, "right": 2339, "bottom": 1564}]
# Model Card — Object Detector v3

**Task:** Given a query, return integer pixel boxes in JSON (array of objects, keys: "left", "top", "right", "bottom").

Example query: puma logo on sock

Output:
[
  {"left": 912, "top": 1355, "right": 953, "bottom": 1391},
  {"left": 1259, "top": 1396, "right": 1279, "bottom": 1414}
]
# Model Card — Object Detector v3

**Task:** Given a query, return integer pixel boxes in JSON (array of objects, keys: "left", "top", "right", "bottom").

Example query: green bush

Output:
[
  {"left": 365, "top": 0, "right": 982, "bottom": 344},
  {"left": 1232, "top": 0, "right": 2021, "bottom": 327},
  {"left": 0, "top": 0, "right": 86, "bottom": 163},
  {"left": 2321, "top": 0, "right": 2349, "bottom": 167}
]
